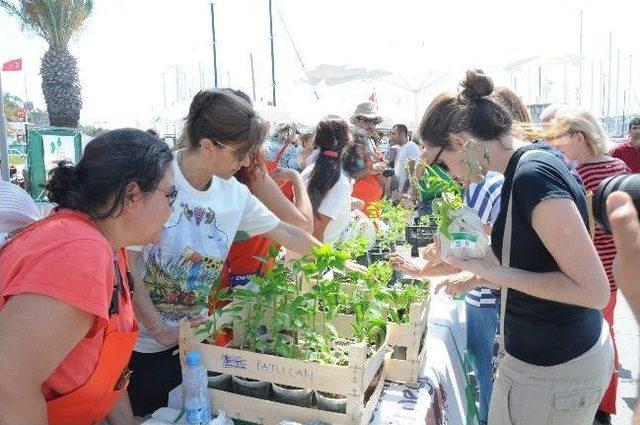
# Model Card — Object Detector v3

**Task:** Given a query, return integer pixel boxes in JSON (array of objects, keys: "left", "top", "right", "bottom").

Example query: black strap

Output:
[{"left": 108, "top": 256, "right": 135, "bottom": 316}]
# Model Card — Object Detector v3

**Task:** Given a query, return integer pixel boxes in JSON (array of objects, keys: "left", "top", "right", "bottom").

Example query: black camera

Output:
[
  {"left": 382, "top": 168, "right": 395, "bottom": 178},
  {"left": 593, "top": 174, "right": 640, "bottom": 234}
]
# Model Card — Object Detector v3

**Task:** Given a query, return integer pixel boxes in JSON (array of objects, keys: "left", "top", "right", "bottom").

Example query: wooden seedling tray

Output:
[
  {"left": 179, "top": 320, "right": 387, "bottom": 424},
  {"left": 385, "top": 295, "right": 430, "bottom": 383}
]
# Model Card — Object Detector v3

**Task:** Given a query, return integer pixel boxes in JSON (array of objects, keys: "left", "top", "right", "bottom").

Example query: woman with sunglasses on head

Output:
[
  {"left": 546, "top": 107, "right": 629, "bottom": 424},
  {"left": 415, "top": 69, "right": 613, "bottom": 425},
  {"left": 0, "top": 129, "right": 174, "bottom": 425},
  {"left": 127, "top": 89, "right": 322, "bottom": 416}
]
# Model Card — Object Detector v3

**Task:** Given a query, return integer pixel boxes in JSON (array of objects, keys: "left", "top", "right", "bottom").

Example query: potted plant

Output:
[
  {"left": 193, "top": 282, "right": 235, "bottom": 391},
  {"left": 366, "top": 199, "right": 410, "bottom": 264}
]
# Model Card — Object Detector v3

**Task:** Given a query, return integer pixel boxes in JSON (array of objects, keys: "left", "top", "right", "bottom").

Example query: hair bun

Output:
[
  {"left": 460, "top": 69, "right": 494, "bottom": 100},
  {"left": 189, "top": 90, "right": 217, "bottom": 117}
]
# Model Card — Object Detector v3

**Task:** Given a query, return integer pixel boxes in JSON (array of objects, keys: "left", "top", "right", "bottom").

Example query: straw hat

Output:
[{"left": 351, "top": 102, "right": 383, "bottom": 124}]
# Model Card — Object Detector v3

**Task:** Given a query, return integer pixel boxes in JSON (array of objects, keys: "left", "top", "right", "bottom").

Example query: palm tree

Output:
[{"left": 0, "top": 0, "right": 93, "bottom": 127}]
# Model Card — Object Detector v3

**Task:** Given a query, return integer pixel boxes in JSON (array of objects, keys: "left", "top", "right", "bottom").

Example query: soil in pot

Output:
[
  {"left": 231, "top": 375, "right": 271, "bottom": 400},
  {"left": 315, "top": 391, "right": 347, "bottom": 413},
  {"left": 207, "top": 371, "right": 232, "bottom": 391},
  {"left": 398, "top": 277, "right": 421, "bottom": 287},
  {"left": 367, "top": 246, "right": 392, "bottom": 265},
  {"left": 355, "top": 254, "right": 370, "bottom": 267},
  {"left": 272, "top": 383, "right": 314, "bottom": 407}
]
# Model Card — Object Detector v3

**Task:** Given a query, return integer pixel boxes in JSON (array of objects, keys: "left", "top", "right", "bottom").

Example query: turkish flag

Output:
[{"left": 2, "top": 58, "right": 23, "bottom": 72}]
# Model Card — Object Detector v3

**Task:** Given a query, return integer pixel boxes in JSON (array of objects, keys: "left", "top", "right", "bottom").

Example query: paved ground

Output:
[{"left": 610, "top": 294, "right": 639, "bottom": 425}]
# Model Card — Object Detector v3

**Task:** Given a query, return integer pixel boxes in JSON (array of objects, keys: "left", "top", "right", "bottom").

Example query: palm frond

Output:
[{"left": 0, "top": 0, "right": 93, "bottom": 49}]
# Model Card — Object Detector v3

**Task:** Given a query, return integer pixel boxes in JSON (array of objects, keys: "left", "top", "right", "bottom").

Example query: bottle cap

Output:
[{"left": 186, "top": 351, "right": 200, "bottom": 366}]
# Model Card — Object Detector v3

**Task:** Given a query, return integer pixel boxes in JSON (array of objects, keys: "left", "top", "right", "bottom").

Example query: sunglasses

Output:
[
  {"left": 428, "top": 146, "right": 449, "bottom": 171},
  {"left": 156, "top": 186, "right": 178, "bottom": 206},
  {"left": 215, "top": 140, "right": 253, "bottom": 161}
]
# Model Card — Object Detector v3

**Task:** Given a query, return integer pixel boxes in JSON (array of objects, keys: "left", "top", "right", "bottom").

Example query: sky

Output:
[{"left": 1, "top": 0, "right": 639, "bottom": 131}]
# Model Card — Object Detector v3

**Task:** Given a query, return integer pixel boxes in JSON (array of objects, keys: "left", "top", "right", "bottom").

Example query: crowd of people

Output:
[{"left": 1, "top": 68, "right": 640, "bottom": 425}]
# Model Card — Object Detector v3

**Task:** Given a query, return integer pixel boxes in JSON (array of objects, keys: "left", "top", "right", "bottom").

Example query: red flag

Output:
[
  {"left": 2, "top": 58, "right": 23, "bottom": 72},
  {"left": 369, "top": 88, "right": 377, "bottom": 105}
]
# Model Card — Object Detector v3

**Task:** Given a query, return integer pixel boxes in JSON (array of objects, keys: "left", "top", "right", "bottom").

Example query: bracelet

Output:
[{"left": 144, "top": 317, "right": 163, "bottom": 331}]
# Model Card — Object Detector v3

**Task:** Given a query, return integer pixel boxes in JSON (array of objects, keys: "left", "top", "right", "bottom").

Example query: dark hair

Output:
[
  {"left": 45, "top": 128, "right": 173, "bottom": 219},
  {"left": 393, "top": 124, "right": 408, "bottom": 136},
  {"left": 307, "top": 117, "right": 351, "bottom": 214},
  {"left": 630, "top": 116, "right": 640, "bottom": 130},
  {"left": 146, "top": 128, "right": 160, "bottom": 137},
  {"left": 185, "top": 89, "right": 266, "bottom": 157},
  {"left": 419, "top": 69, "right": 513, "bottom": 148},
  {"left": 342, "top": 143, "right": 366, "bottom": 179},
  {"left": 220, "top": 88, "right": 253, "bottom": 105}
]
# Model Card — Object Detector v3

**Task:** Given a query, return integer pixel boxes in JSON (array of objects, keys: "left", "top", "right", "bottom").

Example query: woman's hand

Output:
[
  {"left": 434, "top": 271, "right": 479, "bottom": 298},
  {"left": 422, "top": 240, "right": 457, "bottom": 271},
  {"left": 351, "top": 198, "right": 365, "bottom": 211},
  {"left": 387, "top": 253, "right": 424, "bottom": 277}
]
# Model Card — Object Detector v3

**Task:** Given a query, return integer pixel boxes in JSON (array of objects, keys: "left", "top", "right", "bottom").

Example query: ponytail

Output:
[{"left": 306, "top": 118, "right": 350, "bottom": 214}]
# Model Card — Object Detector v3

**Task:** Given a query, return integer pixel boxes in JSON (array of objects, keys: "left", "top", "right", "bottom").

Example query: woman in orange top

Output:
[{"left": 0, "top": 129, "right": 174, "bottom": 425}]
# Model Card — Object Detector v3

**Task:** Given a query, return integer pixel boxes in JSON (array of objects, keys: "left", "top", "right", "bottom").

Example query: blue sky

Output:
[{"left": 1, "top": 0, "right": 639, "bottom": 129}]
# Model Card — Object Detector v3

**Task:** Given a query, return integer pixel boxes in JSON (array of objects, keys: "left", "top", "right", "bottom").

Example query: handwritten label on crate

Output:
[
  {"left": 256, "top": 359, "right": 314, "bottom": 383},
  {"left": 222, "top": 354, "right": 247, "bottom": 370}
]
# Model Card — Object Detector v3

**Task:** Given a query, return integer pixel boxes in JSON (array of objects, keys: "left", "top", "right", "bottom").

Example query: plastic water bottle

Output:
[{"left": 182, "top": 351, "right": 212, "bottom": 424}]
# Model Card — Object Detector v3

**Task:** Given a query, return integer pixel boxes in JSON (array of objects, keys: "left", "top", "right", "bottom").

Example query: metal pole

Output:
[
  {"left": 578, "top": 10, "right": 583, "bottom": 105},
  {"left": 269, "top": 0, "right": 276, "bottom": 106},
  {"left": 0, "top": 71, "right": 10, "bottom": 181},
  {"left": 250, "top": 53, "right": 257, "bottom": 102},
  {"left": 210, "top": 2, "right": 219, "bottom": 88},
  {"left": 538, "top": 66, "right": 542, "bottom": 103},
  {"left": 590, "top": 61, "right": 594, "bottom": 111},
  {"left": 622, "top": 91, "right": 627, "bottom": 137},
  {"left": 162, "top": 72, "right": 167, "bottom": 108},
  {"left": 600, "top": 60, "right": 605, "bottom": 116},
  {"left": 615, "top": 49, "right": 620, "bottom": 117},
  {"left": 607, "top": 31, "right": 612, "bottom": 117}
]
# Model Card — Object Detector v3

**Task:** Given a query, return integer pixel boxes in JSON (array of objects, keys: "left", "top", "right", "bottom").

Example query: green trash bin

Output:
[{"left": 27, "top": 127, "right": 83, "bottom": 199}]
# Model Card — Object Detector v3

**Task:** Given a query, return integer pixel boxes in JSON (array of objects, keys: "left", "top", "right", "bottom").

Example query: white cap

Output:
[{"left": 0, "top": 182, "right": 42, "bottom": 242}]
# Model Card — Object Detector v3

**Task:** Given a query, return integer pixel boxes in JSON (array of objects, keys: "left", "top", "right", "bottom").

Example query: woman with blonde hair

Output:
[{"left": 547, "top": 107, "right": 630, "bottom": 424}]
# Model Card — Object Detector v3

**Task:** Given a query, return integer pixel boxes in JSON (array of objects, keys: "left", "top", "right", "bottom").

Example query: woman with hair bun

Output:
[
  {"left": 419, "top": 70, "right": 613, "bottom": 424},
  {"left": 0, "top": 129, "right": 174, "bottom": 424}
]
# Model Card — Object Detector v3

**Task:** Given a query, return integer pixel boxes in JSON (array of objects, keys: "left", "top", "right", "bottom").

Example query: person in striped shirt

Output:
[
  {"left": 462, "top": 170, "right": 504, "bottom": 425},
  {"left": 547, "top": 107, "right": 630, "bottom": 425}
]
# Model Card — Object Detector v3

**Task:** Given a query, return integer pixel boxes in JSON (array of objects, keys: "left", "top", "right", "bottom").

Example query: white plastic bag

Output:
[{"left": 438, "top": 205, "right": 490, "bottom": 259}]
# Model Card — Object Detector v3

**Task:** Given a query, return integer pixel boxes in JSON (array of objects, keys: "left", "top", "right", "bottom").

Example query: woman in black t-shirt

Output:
[{"left": 418, "top": 70, "right": 613, "bottom": 425}]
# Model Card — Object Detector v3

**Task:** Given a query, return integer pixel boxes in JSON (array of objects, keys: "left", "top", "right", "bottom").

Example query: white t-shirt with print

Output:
[
  {"left": 135, "top": 152, "right": 280, "bottom": 353},
  {"left": 394, "top": 141, "right": 421, "bottom": 192},
  {"left": 301, "top": 164, "right": 353, "bottom": 244}
]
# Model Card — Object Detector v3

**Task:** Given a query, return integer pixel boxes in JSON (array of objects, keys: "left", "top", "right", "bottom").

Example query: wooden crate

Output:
[
  {"left": 384, "top": 295, "right": 430, "bottom": 383},
  {"left": 179, "top": 321, "right": 387, "bottom": 425}
]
